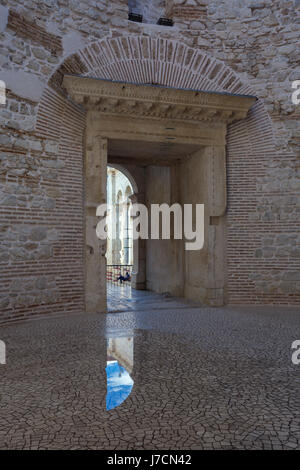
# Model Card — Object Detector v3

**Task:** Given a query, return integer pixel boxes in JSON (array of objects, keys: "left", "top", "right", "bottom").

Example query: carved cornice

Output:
[{"left": 63, "top": 75, "right": 256, "bottom": 125}]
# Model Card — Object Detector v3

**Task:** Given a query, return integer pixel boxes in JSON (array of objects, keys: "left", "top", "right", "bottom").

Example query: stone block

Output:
[
  {"left": 29, "top": 227, "right": 48, "bottom": 242},
  {"left": 283, "top": 271, "right": 300, "bottom": 281},
  {"left": 0, "top": 71, "right": 45, "bottom": 102},
  {"left": 44, "top": 141, "right": 59, "bottom": 154}
]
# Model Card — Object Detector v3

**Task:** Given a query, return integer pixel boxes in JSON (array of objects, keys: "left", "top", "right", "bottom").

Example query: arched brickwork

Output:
[{"left": 33, "top": 34, "right": 296, "bottom": 315}]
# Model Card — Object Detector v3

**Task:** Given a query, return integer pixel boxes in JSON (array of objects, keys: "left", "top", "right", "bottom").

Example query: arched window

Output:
[
  {"left": 128, "top": 0, "right": 172, "bottom": 26},
  {"left": 116, "top": 190, "right": 123, "bottom": 262},
  {"left": 107, "top": 167, "right": 134, "bottom": 267}
]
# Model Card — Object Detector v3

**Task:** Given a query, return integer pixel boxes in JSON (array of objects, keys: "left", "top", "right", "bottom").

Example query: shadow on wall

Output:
[{"left": 128, "top": 0, "right": 168, "bottom": 24}]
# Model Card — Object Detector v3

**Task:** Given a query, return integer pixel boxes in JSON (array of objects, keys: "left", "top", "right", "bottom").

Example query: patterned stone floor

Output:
[{"left": 0, "top": 288, "right": 299, "bottom": 450}]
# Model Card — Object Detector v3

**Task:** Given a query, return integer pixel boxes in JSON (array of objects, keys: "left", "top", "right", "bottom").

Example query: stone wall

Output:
[
  {"left": 145, "top": 165, "right": 184, "bottom": 296},
  {"left": 0, "top": 0, "right": 299, "bottom": 322},
  {"left": 166, "top": 0, "right": 208, "bottom": 21}
]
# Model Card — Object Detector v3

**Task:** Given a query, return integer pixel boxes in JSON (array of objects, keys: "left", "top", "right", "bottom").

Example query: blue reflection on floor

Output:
[{"left": 106, "top": 360, "right": 134, "bottom": 411}]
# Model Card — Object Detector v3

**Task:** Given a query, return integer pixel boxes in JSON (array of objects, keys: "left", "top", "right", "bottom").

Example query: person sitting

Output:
[{"left": 117, "top": 271, "right": 131, "bottom": 284}]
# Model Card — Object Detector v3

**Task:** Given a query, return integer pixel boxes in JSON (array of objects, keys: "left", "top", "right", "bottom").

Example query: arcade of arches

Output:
[{"left": 107, "top": 167, "right": 133, "bottom": 267}]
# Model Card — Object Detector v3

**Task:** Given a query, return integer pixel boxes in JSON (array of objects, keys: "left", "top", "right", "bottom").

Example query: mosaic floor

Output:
[{"left": 0, "top": 288, "right": 299, "bottom": 450}]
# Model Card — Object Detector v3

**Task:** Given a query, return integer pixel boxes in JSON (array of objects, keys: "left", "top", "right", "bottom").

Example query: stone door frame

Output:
[{"left": 63, "top": 75, "right": 256, "bottom": 313}]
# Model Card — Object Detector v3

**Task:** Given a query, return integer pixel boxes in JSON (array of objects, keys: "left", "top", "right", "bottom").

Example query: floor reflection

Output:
[
  {"left": 1, "top": 304, "right": 300, "bottom": 449},
  {"left": 106, "top": 335, "right": 134, "bottom": 411}
]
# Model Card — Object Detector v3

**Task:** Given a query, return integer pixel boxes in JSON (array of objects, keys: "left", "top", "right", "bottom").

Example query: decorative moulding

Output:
[{"left": 63, "top": 75, "right": 257, "bottom": 125}]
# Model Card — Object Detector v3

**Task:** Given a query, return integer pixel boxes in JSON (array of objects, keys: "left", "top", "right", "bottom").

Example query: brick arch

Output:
[
  {"left": 36, "top": 35, "right": 275, "bottom": 134},
  {"left": 35, "top": 35, "right": 278, "bottom": 307},
  {"left": 36, "top": 34, "right": 276, "bottom": 150},
  {"left": 80, "top": 36, "right": 251, "bottom": 94}
]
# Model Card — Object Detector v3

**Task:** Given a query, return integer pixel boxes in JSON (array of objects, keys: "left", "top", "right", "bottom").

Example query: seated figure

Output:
[{"left": 117, "top": 271, "right": 131, "bottom": 284}]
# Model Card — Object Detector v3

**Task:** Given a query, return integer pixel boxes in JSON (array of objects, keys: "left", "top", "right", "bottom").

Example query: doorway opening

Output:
[
  {"left": 106, "top": 166, "right": 134, "bottom": 310},
  {"left": 62, "top": 75, "right": 255, "bottom": 312}
]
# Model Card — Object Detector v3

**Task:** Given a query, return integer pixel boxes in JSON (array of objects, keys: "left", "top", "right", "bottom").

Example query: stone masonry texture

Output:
[{"left": 0, "top": 0, "right": 300, "bottom": 322}]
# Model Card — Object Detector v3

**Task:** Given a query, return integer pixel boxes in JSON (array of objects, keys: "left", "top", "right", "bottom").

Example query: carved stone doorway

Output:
[{"left": 63, "top": 76, "right": 256, "bottom": 313}]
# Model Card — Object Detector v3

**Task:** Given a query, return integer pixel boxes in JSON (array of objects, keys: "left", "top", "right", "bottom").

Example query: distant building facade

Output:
[{"left": 107, "top": 167, "right": 133, "bottom": 266}]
